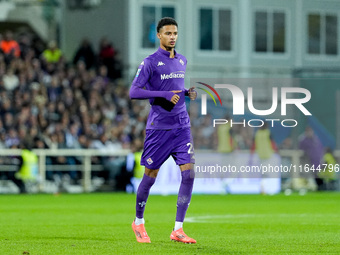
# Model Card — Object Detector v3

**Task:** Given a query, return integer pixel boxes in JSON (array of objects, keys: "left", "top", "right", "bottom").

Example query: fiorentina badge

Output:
[{"left": 147, "top": 157, "right": 153, "bottom": 165}]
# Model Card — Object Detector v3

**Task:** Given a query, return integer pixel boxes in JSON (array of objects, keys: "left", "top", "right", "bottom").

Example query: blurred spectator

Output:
[
  {"left": 0, "top": 30, "right": 21, "bottom": 63},
  {"left": 73, "top": 38, "right": 95, "bottom": 70},
  {"left": 41, "top": 40, "right": 62, "bottom": 64},
  {"left": 318, "top": 147, "right": 337, "bottom": 190},
  {"left": 0, "top": 131, "right": 6, "bottom": 149},
  {"left": 251, "top": 123, "right": 278, "bottom": 160},
  {"left": 298, "top": 126, "right": 324, "bottom": 190},
  {"left": 217, "top": 115, "right": 235, "bottom": 153},
  {"left": 125, "top": 138, "right": 143, "bottom": 193},
  {"left": 126, "top": 138, "right": 144, "bottom": 177},
  {"left": 31, "top": 37, "right": 45, "bottom": 58},
  {"left": 92, "top": 65, "right": 109, "bottom": 91},
  {"left": 65, "top": 122, "right": 81, "bottom": 149},
  {"left": 3, "top": 68, "right": 19, "bottom": 91},
  {"left": 90, "top": 132, "right": 125, "bottom": 188},
  {"left": 5, "top": 128, "right": 20, "bottom": 148},
  {"left": 47, "top": 75, "right": 62, "bottom": 102},
  {"left": 299, "top": 127, "right": 324, "bottom": 167},
  {"left": 12, "top": 141, "right": 39, "bottom": 193},
  {"left": 250, "top": 123, "right": 280, "bottom": 193},
  {"left": 98, "top": 37, "right": 116, "bottom": 79},
  {"left": 18, "top": 33, "right": 32, "bottom": 60}
]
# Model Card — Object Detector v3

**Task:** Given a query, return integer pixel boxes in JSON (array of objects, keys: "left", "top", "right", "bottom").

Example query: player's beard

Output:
[{"left": 164, "top": 44, "right": 175, "bottom": 52}]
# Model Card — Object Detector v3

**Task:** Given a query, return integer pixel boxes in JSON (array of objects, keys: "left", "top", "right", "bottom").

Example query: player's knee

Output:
[
  {"left": 145, "top": 168, "right": 159, "bottom": 178},
  {"left": 179, "top": 163, "right": 194, "bottom": 171}
]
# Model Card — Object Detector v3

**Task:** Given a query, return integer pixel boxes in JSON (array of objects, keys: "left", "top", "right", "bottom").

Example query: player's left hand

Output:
[{"left": 188, "top": 87, "right": 197, "bottom": 100}]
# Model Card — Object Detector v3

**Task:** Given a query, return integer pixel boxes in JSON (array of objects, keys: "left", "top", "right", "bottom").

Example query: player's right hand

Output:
[{"left": 170, "top": 90, "right": 181, "bottom": 104}]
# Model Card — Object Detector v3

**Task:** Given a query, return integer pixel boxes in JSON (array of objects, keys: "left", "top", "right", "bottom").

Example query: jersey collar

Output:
[{"left": 157, "top": 47, "right": 177, "bottom": 58}]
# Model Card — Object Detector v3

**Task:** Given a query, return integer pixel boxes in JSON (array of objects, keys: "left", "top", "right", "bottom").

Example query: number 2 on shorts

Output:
[{"left": 187, "top": 143, "right": 193, "bottom": 154}]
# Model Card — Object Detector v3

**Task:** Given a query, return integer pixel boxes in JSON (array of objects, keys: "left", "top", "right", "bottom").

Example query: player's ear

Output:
[{"left": 157, "top": 33, "right": 161, "bottom": 39}]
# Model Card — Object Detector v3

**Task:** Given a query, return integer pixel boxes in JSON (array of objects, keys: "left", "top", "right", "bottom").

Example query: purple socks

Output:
[
  {"left": 176, "top": 169, "right": 195, "bottom": 222},
  {"left": 135, "top": 170, "right": 194, "bottom": 222},
  {"left": 136, "top": 174, "right": 156, "bottom": 218}
]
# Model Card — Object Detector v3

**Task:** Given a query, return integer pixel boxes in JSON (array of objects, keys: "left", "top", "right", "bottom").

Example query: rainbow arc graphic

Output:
[{"left": 196, "top": 82, "right": 222, "bottom": 106}]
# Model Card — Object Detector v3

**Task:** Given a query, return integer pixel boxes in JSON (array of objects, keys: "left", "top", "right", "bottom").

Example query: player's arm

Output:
[
  {"left": 129, "top": 59, "right": 180, "bottom": 104},
  {"left": 130, "top": 84, "right": 180, "bottom": 103}
]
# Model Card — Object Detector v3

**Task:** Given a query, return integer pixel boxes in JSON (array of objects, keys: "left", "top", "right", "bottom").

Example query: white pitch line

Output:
[{"left": 185, "top": 213, "right": 337, "bottom": 223}]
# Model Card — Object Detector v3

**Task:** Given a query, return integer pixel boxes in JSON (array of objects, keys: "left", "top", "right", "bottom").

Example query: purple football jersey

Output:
[{"left": 131, "top": 47, "right": 190, "bottom": 130}]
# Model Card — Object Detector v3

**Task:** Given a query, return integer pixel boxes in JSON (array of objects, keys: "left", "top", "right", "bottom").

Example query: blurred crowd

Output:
[
  {"left": 0, "top": 30, "right": 149, "bottom": 186},
  {"left": 0, "top": 30, "right": 147, "bottom": 151}
]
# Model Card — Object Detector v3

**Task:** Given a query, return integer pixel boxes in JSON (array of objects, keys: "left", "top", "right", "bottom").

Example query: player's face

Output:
[{"left": 157, "top": 25, "right": 178, "bottom": 50}]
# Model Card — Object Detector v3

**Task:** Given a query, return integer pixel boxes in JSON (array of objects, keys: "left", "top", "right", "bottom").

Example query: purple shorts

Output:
[{"left": 141, "top": 127, "right": 195, "bottom": 169}]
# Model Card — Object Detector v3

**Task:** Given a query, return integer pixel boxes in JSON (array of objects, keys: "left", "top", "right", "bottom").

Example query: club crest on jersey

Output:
[
  {"left": 147, "top": 157, "right": 153, "bottom": 165},
  {"left": 157, "top": 61, "right": 165, "bottom": 67},
  {"left": 179, "top": 59, "right": 184, "bottom": 65}
]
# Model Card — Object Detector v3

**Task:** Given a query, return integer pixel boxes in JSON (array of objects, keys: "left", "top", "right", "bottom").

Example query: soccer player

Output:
[{"left": 130, "top": 17, "right": 197, "bottom": 244}]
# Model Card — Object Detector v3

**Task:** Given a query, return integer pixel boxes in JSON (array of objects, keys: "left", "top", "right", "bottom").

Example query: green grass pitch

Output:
[{"left": 0, "top": 192, "right": 339, "bottom": 254}]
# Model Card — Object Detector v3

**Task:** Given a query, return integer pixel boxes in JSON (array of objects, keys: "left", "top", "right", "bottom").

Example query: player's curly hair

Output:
[{"left": 157, "top": 17, "right": 178, "bottom": 33}]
